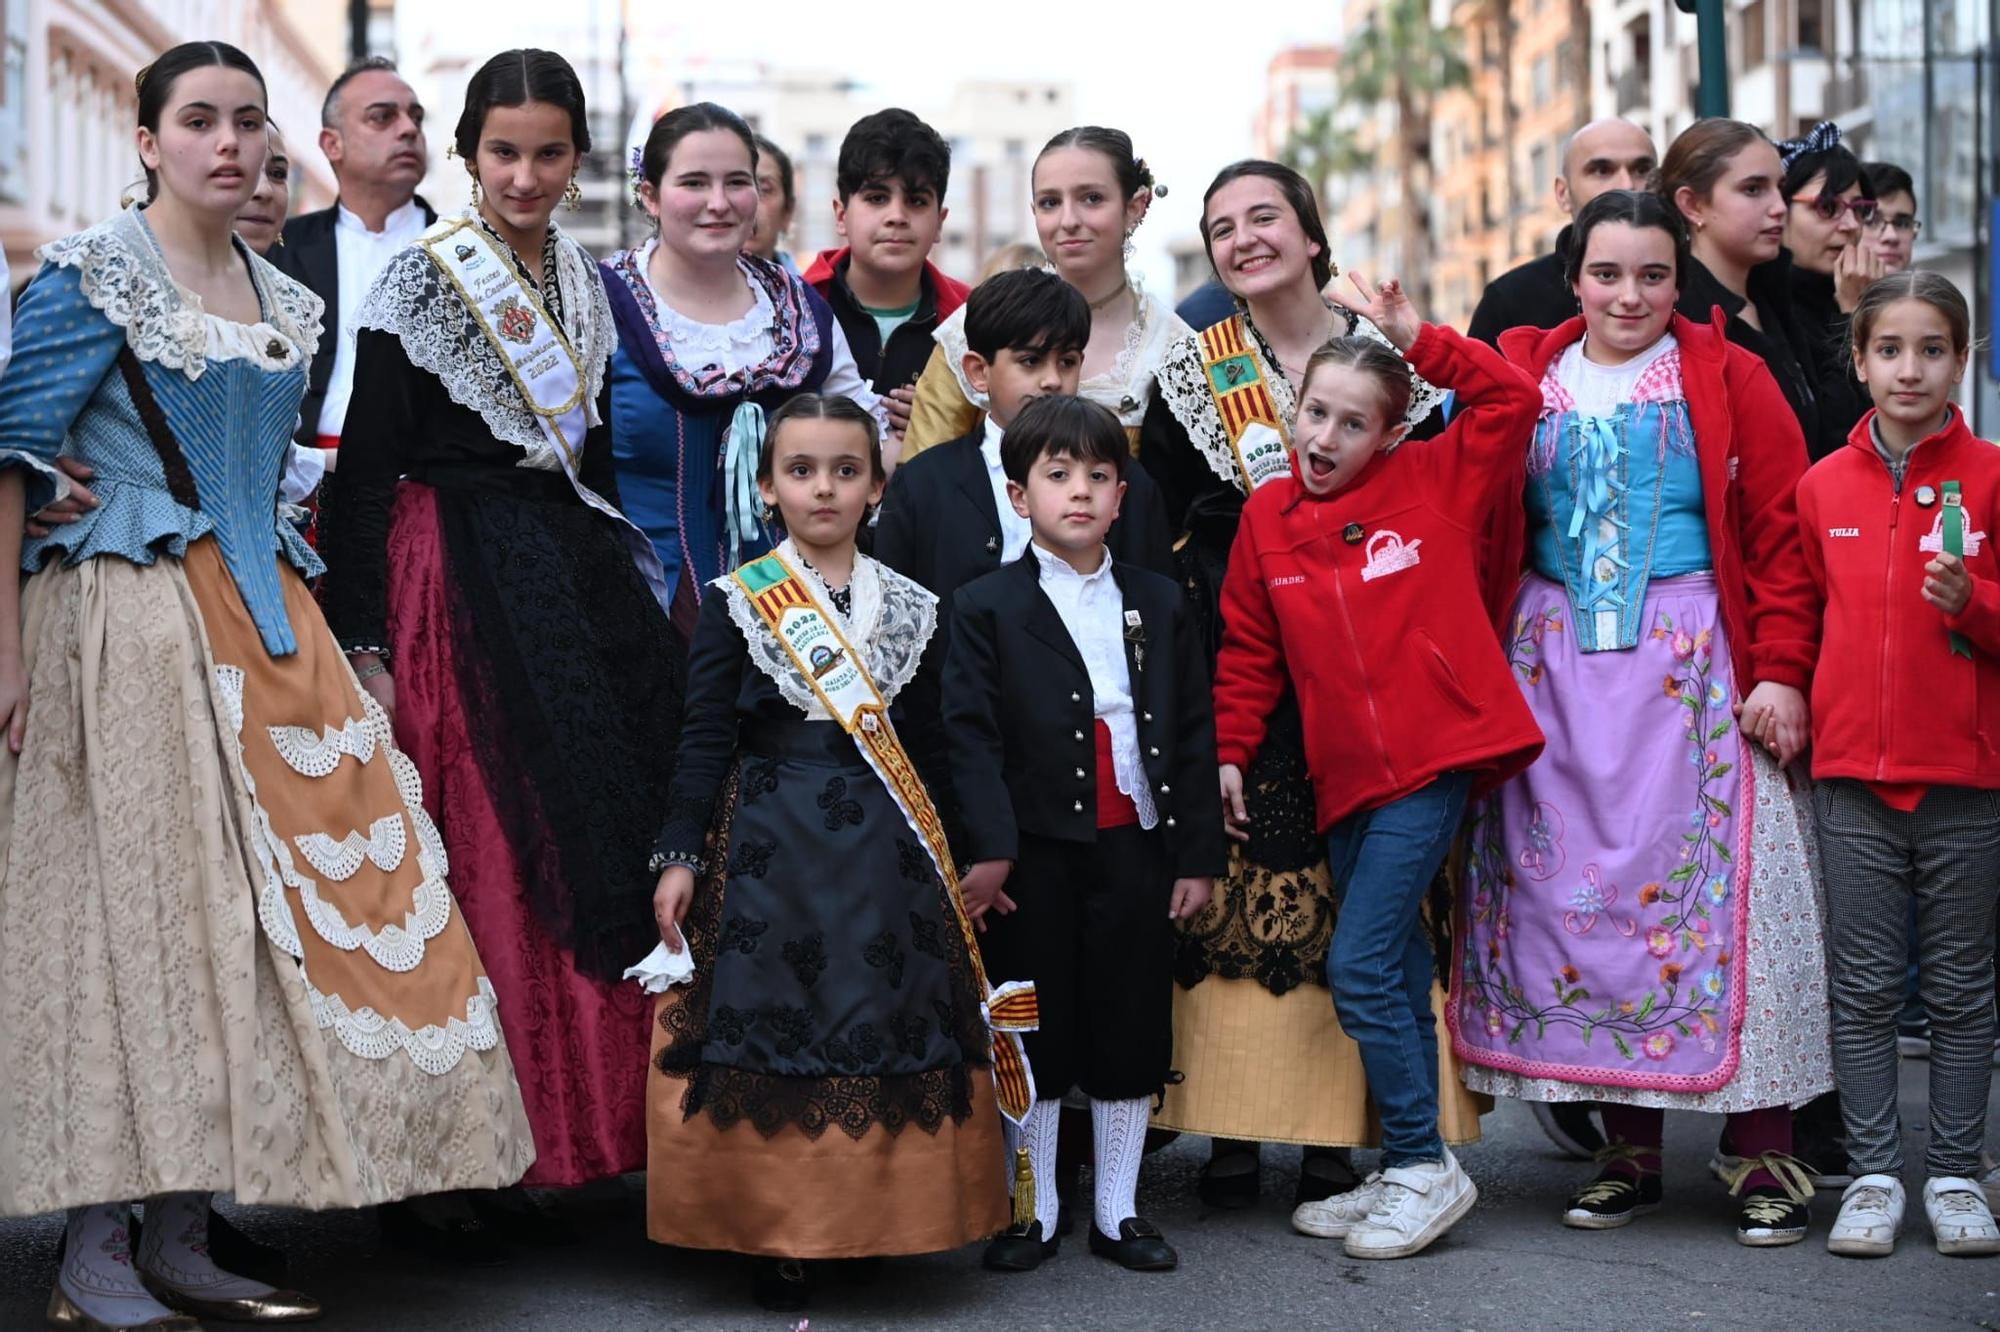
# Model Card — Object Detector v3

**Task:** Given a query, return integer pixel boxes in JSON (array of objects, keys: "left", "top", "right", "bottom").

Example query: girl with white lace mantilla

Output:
[
  {"left": 0, "top": 42, "right": 533, "bottom": 1329},
  {"left": 317, "top": 50, "right": 685, "bottom": 1234},
  {"left": 603, "top": 102, "right": 885, "bottom": 635},
  {"left": 899, "top": 126, "right": 1189, "bottom": 458},
  {"left": 1137, "top": 159, "right": 1470, "bottom": 1217},
  {"left": 647, "top": 394, "right": 1007, "bottom": 1314}
]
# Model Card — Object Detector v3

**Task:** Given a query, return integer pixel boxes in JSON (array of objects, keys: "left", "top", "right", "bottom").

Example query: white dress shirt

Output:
[
  {"left": 979, "top": 415, "right": 1032, "bottom": 563},
  {"left": 1031, "top": 541, "right": 1158, "bottom": 829},
  {"left": 319, "top": 200, "right": 429, "bottom": 438}
]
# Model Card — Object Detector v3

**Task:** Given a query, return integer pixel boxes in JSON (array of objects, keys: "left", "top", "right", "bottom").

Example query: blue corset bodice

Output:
[{"left": 1526, "top": 402, "right": 1709, "bottom": 651}]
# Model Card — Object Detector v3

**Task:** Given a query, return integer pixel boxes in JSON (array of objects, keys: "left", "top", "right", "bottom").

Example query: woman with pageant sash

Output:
[
  {"left": 603, "top": 103, "right": 883, "bottom": 634},
  {"left": 318, "top": 48, "right": 684, "bottom": 1243},
  {"left": 0, "top": 41, "right": 532, "bottom": 1328},
  {"left": 647, "top": 394, "right": 1008, "bottom": 1313},
  {"left": 1135, "top": 159, "right": 1469, "bottom": 1216}
]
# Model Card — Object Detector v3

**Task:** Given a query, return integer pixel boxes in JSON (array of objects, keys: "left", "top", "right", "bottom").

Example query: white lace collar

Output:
[
  {"left": 636, "top": 239, "right": 776, "bottom": 362},
  {"left": 715, "top": 539, "right": 939, "bottom": 720},
  {"left": 1153, "top": 306, "right": 1448, "bottom": 495},
  {"left": 354, "top": 211, "right": 614, "bottom": 465},
  {"left": 38, "top": 204, "right": 324, "bottom": 381},
  {"left": 932, "top": 274, "right": 1192, "bottom": 428}
]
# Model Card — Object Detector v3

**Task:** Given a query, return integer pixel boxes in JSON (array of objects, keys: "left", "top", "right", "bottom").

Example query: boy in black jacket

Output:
[
  {"left": 946, "top": 394, "right": 1224, "bottom": 1275},
  {"left": 875, "top": 269, "right": 1174, "bottom": 625}
]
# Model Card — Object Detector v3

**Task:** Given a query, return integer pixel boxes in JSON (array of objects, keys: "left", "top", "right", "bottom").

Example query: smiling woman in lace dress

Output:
[
  {"left": 0, "top": 41, "right": 532, "bottom": 1329},
  {"left": 317, "top": 49, "right": 685, "bottom": 1235}
]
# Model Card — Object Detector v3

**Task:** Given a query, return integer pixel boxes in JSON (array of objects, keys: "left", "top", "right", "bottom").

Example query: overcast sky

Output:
[{"left": 403, "top": 1, "right": 1342, "bottom": 290}]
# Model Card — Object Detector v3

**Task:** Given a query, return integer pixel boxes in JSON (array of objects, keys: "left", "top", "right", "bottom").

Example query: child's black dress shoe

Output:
[
  {"left": 982, "top": 1220, "right": 1057, "bottom": 1272},
  {"left": 1088, "top": 1217, "right": 1178, "bottom": 1271}
]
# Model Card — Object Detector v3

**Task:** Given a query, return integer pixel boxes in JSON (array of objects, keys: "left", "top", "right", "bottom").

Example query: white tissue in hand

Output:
[{"left": 623, "top": 941, "right": 694, "bottom": 993}]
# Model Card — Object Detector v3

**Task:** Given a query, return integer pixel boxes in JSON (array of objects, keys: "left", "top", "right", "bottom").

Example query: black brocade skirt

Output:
[
  {"left": 428, "top": 478, "right": 686, "bottom": 982},
  {"left": 659, "top": 720, "right": 991, "bottom": 1140}
]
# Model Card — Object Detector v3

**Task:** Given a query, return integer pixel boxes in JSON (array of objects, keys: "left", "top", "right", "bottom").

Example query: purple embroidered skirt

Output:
[{"left": 1452, "top": 573, "right": 1755, "bottom": 1093}]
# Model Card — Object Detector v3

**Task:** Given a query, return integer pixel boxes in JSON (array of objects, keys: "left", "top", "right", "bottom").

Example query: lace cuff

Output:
[{"left": 653, "top": 793, "right": 717, "bottom": 868}]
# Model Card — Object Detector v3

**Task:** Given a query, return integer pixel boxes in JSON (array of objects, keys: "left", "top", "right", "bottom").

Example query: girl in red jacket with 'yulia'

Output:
[
  {"left": 1212, "top": 275, "right": 1543, "bottom": 1263},
  {"left": 1801, "top": 271, "right": 2000, "bottom": 1260}
]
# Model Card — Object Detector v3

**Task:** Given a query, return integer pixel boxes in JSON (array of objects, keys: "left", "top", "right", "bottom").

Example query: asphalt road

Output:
[{"left": 3, "top": 1061, "right": 1996, "bottom": 1331}]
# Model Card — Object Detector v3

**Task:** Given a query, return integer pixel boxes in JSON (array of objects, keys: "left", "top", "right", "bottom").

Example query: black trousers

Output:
[{"left": 977, "top": 826, "right": 1174, "bottom": 1101}]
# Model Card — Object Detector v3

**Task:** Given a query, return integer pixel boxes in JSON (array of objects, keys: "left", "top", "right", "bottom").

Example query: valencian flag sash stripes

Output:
[
  {"left": 1199, "top": 316, "right": 1293, "bottom": 493},
  {"left": 729, "top": 552, "right": 1041, "bottom": 1129}
]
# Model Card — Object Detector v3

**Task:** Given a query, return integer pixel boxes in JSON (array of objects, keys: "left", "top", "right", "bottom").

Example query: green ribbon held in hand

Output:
[{"left": 1943, "top": 480, "right": 1973, "bottom": 659}]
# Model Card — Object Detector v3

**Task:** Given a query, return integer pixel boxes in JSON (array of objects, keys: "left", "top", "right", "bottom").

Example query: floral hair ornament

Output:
[{"left": 1778, "top": 120, "right": 1842, "bottom": 170}]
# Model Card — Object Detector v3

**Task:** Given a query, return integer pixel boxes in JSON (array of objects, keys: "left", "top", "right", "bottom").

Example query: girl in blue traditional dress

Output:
[
  {"left": 604, "top": 103, "right": 883, "bottom": 635},
  {"left": 0, "top": 42, "right": 532, "bottom": 1329}
]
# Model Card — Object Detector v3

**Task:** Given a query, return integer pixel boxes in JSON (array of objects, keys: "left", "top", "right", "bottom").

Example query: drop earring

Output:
[
  {"left": 469, "top": 175, "right": 483, "bottom": 207},
  {"left": 1122, "top": 227, "right": 1137, "bottom": 262},
  {"left": 563, "top": 176, "right": 582, "bottom": 211}
]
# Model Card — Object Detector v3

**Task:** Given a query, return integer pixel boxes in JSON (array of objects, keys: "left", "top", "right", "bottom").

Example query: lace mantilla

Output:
[
  {"left": 717, "top": 541, "right": 938, "bottom": 720},
  {"left": 37, "top": 205, "right": 323, "bottom": 380},
  {"left": 1155, "top": 308, "right": 1446, "bottom": 495},
  {"left": 354, "top": 212, "right": 614, "bottom": 470},
  {"left": 932, "top": 278, "right": 1191, "bottom": 428}
]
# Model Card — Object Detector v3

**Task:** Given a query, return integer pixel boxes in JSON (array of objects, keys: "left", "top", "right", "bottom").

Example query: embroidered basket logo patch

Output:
[
  {"left": 496, "top": 295, "right": 538, "bottom": 345},
  {"left": 1360, "top": 529, "right": 1423, "bottom": 582},
  {"left": 1920, "top": 510, "right": 1987, "bottom": 557}
]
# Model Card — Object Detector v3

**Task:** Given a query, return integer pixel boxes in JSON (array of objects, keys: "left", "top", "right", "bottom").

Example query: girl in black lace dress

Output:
[{"left": 646, "top": 395, "right": 1005, "bottom": 1313}]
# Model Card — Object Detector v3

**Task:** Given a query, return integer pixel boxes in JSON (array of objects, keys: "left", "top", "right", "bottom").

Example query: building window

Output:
[
  {"left": 1798, "top": 0, "right": 1824, "bottom": 49},
  {"left": 1532, "top": 55, "right": 1552, "bottom": 104},
  {"left": 1529, "top": 140, "right": 1551, "bottom": 198},
  {"left": 1741, "top": 0, "right": 1767, "bottom": 69}
]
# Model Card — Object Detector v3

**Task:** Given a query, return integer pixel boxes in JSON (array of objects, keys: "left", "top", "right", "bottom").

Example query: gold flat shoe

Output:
[
  {"left": 140, "top": 1274, "right": 320, "bottom": 1325},
  {"left": 45, "top": 1284, "right": 203, "bottom": 1331}
]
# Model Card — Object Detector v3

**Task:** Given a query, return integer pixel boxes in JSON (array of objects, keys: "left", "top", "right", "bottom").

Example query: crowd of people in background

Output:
[{"left": 0, "top": 35, "right": 1993, "bottom": 1329}]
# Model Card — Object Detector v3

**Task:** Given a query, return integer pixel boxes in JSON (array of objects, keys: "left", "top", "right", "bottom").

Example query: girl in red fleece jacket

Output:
[
  {"left": 1800, "top": 271, "right": 2000, "bottom": 1259},
  {"left": 1212, "top": 275, "right": 1543, "bottom": 1261}
]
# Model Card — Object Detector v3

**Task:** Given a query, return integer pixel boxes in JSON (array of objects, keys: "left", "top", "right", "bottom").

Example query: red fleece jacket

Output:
[
  {"left": 1488, "top": 313, "right": 1819, "bottom": 698},
  {"left": 801, "top": 247, "right": 969, "bottom": 319},
  {"left": 1798, "top": 407, "right": 2000, "bottom": 787},
  {"left": 1213, "top": 323, "right": 1546, "bottom": 831}
]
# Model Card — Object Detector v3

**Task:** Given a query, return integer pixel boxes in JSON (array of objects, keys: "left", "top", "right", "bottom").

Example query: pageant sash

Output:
[
  {"left": 1199, "top": 316, "right": 1292, "bottom": 494},
  {"left": 422, "top": 220, "right": 671, "bottom": 610},
  {"left": 730, "top": 552, "right": 1040, "bottom": 1125}
]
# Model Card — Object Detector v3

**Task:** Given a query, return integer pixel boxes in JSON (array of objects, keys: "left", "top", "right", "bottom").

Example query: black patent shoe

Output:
[
  {"left": 1294, "top": 1147, "right": 1360, "bottom": 1207},
  {"left": 1198, "top": 1142, "right": 1261, "bottom": 1210},
  {"left": 750, "top": 1258, "right": 810, "bottom": 1312},
  {"left": 377, "top": 1198, "right": 510, "bottom": 1267},
  {"left": 467, "top": 1187, "right": 577, "bottom": 1247},
  {"left": 982, "top": 1221, "right": 1057, "bottom": 1272},
  {"left": 1087, "top": 1217, "right": 1178, "bottom": 1271},
  {"left": 207, "top": 1210, "right": 289, "bottom": 1286}
]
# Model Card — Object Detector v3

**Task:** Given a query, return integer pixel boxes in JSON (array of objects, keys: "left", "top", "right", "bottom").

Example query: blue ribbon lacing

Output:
[
  {"left": 722, "top": 399, "right": 768, "bottom": 569},
  {"left": 1566, "top": 414, "right": 1631, "bottom": 624}
]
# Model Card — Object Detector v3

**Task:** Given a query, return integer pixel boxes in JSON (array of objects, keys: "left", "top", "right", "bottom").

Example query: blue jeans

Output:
[{"left": 1326, "top": 772, "right": 1471, "bottom": 1168}]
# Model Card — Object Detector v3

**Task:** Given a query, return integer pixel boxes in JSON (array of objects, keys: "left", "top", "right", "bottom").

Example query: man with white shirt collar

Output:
[{"left": 272, "top": 57, "right": 436, "bottom": 449}]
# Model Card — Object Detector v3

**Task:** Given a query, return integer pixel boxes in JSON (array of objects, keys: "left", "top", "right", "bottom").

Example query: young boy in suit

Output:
[
  {"left": 945, "top": 394, "right": 1225, "bottom": 1275},
  {"left": 875, "top": 269, "right": 1173, "bottom": 619}
]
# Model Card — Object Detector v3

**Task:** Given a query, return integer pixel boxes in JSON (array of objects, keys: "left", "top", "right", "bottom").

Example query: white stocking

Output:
[
  {"left": 1090, "top": 1096, "right": 1150, "bottom": 1235},
  {"left": 58, "top": 1203, "right": 177, "bottom": 1326},
  {"left": 1005, "top": 1099, "right": 1062, "bottom": 1236},
  {"left": 137, "top": 1192, "right": 275, "bottom": 1300}
]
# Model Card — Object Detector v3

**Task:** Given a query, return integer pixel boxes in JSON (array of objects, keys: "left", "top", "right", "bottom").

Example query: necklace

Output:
[{"left": 1086, "top": 277, "right": 1130, "bottom": 313}]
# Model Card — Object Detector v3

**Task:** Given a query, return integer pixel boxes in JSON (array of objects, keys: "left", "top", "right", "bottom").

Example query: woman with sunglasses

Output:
[
  {"left": 1660, "top": 118, "right": 1862, "bottom": 462},
  {"left": 1778, "top": 122, "right": 1877, "bottom": 452}
]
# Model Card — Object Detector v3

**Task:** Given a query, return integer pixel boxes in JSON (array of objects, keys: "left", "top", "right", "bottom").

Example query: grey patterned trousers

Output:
[{"left": 1814, "top": 779, "right": 2000, "bottom": 1177}]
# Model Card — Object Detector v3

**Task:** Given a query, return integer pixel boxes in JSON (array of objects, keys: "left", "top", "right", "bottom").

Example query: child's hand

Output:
[
  {"left": 1924, "top": 551, "right": 1974, "bottom": 617},
  {"left": 960, "top": 859, "right": 1017, "bottom": 931},
  {"left": 1342, "top": 272, "right": 1422, "bottom": 352},
  {"left": 1218, "top": 764, "right": 1250, "bottom": 842},
  {"left": 653, "top": 865, "right": 695, "bottom": 953},
  {"left": 1736, "top": 680, "right": 1810, "bottom": 768},
  {"left": 1169, "top": 876, "right": 1214, "bottom": 921},
  {"left": 885, "top": 385, "right": 915, "bottom": 439}
]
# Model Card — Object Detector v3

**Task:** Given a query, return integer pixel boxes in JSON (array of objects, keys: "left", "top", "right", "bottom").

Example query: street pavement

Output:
[{"left": 3, "top": 1060, "right": 1996, "bottom": 1331}]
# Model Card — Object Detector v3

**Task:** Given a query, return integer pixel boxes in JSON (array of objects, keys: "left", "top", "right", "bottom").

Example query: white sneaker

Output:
[
  {"left": 1292, "top": 1173, "right": 1386, "bottom": 1239},
  {"left": 1826, "top": 1174, "right": 1904, "bottom": 1257},
  {"left": 1925, "top": 1177, "right": 2000, "bottom": 1256},
  {"left": 1342, "top": 1150, "right": 1478, "bottom": 1260},
  {"left": 1981, "top": 1153, "right": 2000, "bottom": 1214}
]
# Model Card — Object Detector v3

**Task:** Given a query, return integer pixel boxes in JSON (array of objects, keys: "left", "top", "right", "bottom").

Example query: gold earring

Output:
[
  {"left": 563, "top": 177, "right": 582, "bottom": 211},
  {"left": 469, "top": 175, "right": 482, "bottom": 206}
]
